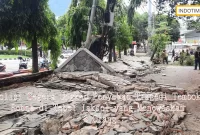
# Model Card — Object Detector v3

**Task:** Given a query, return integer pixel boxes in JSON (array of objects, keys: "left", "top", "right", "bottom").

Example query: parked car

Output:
[
  {"left": 60, "top": 49, "right": 75, "bottom": 59},
  {"left": 0, "top": 62, "right": 6, "bottom": 72}
]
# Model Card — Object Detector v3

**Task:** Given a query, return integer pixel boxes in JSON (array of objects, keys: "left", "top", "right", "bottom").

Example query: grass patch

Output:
[
  {"left": 0, "top": 50, "right": 32, "bottom": 57},
  {"left": 0, "top": 55, "right": 29, "bottom": 59}
]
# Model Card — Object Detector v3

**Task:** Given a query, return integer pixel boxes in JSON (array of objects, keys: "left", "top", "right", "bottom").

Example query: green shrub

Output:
[
  {"left": 0, "top": 50, "right": 32, "bottom": 57},
  {"left": 185, "top": 56, "right": 194, "bottom": 66}
]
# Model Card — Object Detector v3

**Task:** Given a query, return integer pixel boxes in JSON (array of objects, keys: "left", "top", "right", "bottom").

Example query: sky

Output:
[
  {"left": 48, "top": 0, "right": 187, "bottom": 30},
  {"left": 48, "top": 0, "right": 146, "bottom": 17},
  {"left": 48, "top": 0, "right": 71, "bottom": 17}
]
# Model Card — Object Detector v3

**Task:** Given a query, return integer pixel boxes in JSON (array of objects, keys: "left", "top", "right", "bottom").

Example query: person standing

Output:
[
  {"left": 161, "top": 50, "right": 168, "bottom": 64},
  {"left": 172, "top": 49, "right": 175, "bottom": 58},
  {"left": 190, "top": 49, "right": 194, "bottom": 55},
  {"left": 186, "top": 49, "right": 190, "bottom": 57},
  {"left": 172, "top": 49, "right": 175, "bottom": 62},
  {"left": 180, "top": 50, "right": 185, "bottom": 65},
  {"left": 194, "top": 47, "right": 200, "bottom": 70}
]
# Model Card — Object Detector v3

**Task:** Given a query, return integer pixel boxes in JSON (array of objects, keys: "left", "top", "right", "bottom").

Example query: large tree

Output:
[
  {"left": 150, "top": 15, "right": 171, "bottom": 60},
  {"left": 0, "top": 0, "right": 59, "bottom": 72},
  {"left": 64, "top": 0, "right": 106, "bottom": 49},
  {"left": 127, "top": 0, "right": 144, "bottom": 26},
  {"left": 108, "top": 0, "right": 132, "bottom": 60},
  {"left": 155, "top": 14, "right": 180, "bottom": 42},
  {"left": 131, "top": 12, "right": 148, "bottom": 52}
]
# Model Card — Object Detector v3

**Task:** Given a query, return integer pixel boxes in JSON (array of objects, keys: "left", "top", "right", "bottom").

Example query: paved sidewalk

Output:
[{"left": 145, "top": 65, "right": 200, "bottom": 91}]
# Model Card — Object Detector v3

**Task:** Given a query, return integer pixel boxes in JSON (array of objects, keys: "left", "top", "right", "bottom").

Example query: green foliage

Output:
[
  {"left": 116, "top": 20, "right": 132, "bottom": 50},
  {"left": 188, "top": 19, "right": 200, "bottom": 30},
  {"left": 48, "top": 37, "right": 62, "bottom": 69},
  {"left": 150, "top": 14, "right": 171, "bottom": 57},
  {"left": 0, "top": 50, "right": 32, "bottom": 57},
  {"left": 66, "top": 6, "right": 89, "bottom": 48},
  {"left": 150, "top": 33, "right": 170, "bottom": 55},
  {"left": 155, "top": 22, "right": 170, "bottom": 34},
  {"left": 155, "top": 14, "right": 180, "bottom": 42},
  {"left": 0, "top": 0, "right": 57, "bottom": 42},
  {"left": 4, "top": 40, "right": 17, "bottom": 50},
  {"left": 185, "top": 56, "right": 195, "bottom": 66},
  {"left": 61, "top": 0, "right": 106, "bottom": 49},
  {"left": 150, "top": 13, "right": 180, "bottom": 59},
  {"left": 131, "top": 12, "right": 148, "bottom": 42},
  {"left": 108, "top": 0, "right": 132, "bottom": 53},
  {"left": 157, "top": 0, "right": 197, "bottom": 33},
  {"left": 127, "top": 0, "right": 144, "bottom": 25},
  {"left": 158, "top": 0, "right": 199, "bottom": 17},
  {"left": 57, "top": 14, "right": 68, "bottom": 47},
  {"left": 168, "top": 19, "right": 180, "bottom": 42},
  {"left": 57, "top": 15, "right": 68, "bottom": 29},
  {"left": 0, "top": 0, "right": 60, "bottom": 72}
]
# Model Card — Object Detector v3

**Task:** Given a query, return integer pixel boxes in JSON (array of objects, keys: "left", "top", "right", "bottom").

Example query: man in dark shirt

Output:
[{"left": 194, "top": 47, "right": 200, "bottom": 70}]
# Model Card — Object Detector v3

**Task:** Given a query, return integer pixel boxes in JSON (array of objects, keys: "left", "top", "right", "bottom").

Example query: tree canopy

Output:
[
  {"left": 61, "top": 0, "right": 106, "bottom": 49},
  {"left": 0, "top": 0, "right": 61, "bottom": 72},
  {"left": 157, "top": 0, "right": 200, "bottom": 31},
  {"left": 131, "top": 12, "right": 148, "bottom": 43}
]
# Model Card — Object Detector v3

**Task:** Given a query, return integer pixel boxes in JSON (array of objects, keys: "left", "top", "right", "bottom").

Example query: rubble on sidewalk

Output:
[
  {"left": 0, "top": 71, "right": 188, "bottom": 135},
  {"left": 0, "top": 56, "right": 189, "bottom": 135}
]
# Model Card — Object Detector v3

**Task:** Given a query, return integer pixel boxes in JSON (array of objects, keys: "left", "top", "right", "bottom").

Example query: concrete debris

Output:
[{"left": 0, "top": 55, "right": 189, "bottom": 135}]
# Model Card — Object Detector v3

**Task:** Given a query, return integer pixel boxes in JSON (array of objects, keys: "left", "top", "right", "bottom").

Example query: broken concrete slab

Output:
[
  {"left": 55, "top": 48, "right": 115, "bottom": 74},
  {"left": 104, "top": 130, "right": 117, "bottom": 135},
  {"left": 0, "top": 121, "right": 13, "bottom": 132}
]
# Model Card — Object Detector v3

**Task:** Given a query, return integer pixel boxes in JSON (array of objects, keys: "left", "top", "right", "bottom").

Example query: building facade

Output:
[{"left": 171, "top": 30, "right": 200, "bottom": 50}]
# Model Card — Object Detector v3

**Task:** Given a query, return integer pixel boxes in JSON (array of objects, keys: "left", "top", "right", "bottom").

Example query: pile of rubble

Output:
[
  {"left": 0, "top": 56, "right": 189, "bottom": 135},
  {"left": 37, "top": 72, "right": 187, "bottom": 135},
  {"left": 0, "top": 71, "right": 188, "bottom": 135},
  {"left": 109, "top": 56, "right": 163, "bottom": 78}
]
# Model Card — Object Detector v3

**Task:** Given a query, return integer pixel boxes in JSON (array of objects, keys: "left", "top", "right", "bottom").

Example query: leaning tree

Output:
[{"left": 0, "top": 0, "right": 60, "bottom": 72}]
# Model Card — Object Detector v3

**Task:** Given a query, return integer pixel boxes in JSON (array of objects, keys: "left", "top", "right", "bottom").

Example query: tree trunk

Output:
[
  {"left": 113, "top": 45, "right": 116, "bottom": 62},
  {"left": 124, "top": 47, "right": 127, "bottom": 55},
  {"left": 32, "top": 34, "right": 39, "bottom": 73},
  {"left": 118, "top": 47, "right": 121, "bottom": 58},
  {"left": 143, "top": 40, "right": 147, "bottom": 53},
  {"left": 150, "top": 46, "right": 157, "bottom": 61},
  {"left": 108, "top": 42, "right": 113, "bottom": 62}
]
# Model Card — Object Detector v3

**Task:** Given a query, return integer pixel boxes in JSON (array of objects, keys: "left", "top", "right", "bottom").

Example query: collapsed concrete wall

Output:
[{"left": 55, "top": 48, "right": 115, "bottom": 74}]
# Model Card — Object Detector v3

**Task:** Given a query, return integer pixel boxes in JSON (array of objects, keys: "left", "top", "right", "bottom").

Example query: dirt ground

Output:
[{"left": 145, "top": 65, "right": 200, "bottom": 134}]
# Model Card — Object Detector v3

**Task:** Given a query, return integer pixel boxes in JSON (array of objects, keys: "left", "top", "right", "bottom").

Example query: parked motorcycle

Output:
[
  {"left": 18, "top": 56, "right": 28, "bottom": 69},
  {"left": 39, "top": 57, "right": 50, "bottom": 70},
  {"left": 0, "top": 62, "right": 6, "bottom": 72}
]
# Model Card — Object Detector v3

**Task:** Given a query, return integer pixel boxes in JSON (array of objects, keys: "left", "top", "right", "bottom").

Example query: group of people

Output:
[
  {"left": 174, "top": 49, "right": 190, "bottom": 65},
  {"left": 160, "top": 47, "right": 200, "bottom": 70}
]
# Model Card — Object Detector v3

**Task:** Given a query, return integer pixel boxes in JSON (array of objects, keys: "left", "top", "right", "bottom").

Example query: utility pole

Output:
[{"left": 84, "top": 0, "right": 97, "bottom": 49}]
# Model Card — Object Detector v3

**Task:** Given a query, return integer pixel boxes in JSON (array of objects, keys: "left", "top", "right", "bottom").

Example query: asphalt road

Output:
[
  {"left": 0, "top": 54, "right": 108, "bottom": 72},
  {"left": 1, "top": 60, "right": 24, "bottom": 72},
  {"left": 0, "top": 58, "right": 66, "bottom": 72}
]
